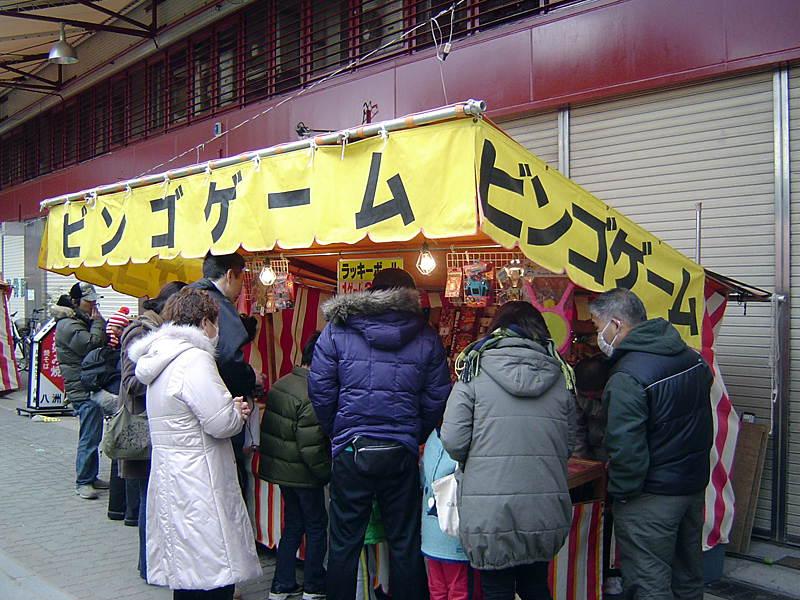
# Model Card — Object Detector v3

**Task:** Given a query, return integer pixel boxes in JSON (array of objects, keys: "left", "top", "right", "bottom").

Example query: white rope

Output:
[
  {"left": 124, "top": 183, "right": 132, "bottom": 199},
  {"left": 202, "top": 165, "right": 212, "bottom": 187},
  {"left": 378, "top": 123, "right": 389, "bottom": 152},
  {"left": 306, "top": 138, "right": 318, "bottom": 168},
  {"left": 252, "top": 154, "right": 261, "bottom": 172}
]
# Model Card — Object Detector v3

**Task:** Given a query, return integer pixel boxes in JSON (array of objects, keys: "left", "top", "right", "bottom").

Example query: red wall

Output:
[{"left": 3, "top": 0, "right": 799, "bottom": 222}]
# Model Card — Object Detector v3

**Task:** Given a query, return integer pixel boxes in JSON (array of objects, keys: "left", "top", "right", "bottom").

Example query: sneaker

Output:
[
  {"left": 303, "top": 592, "right": 326, "bottom": 600},
  {"left": 603, "top": 576, "right": 623, "bottom": 595},
  {"left": 76, "top": 485, "right": 99, "bottom": 500},
  {"left": 92, "top": 478, "right": 110, "bottom": 490},
  {"left": 269, "top": 584, "right": 302, "bottom": 600}
]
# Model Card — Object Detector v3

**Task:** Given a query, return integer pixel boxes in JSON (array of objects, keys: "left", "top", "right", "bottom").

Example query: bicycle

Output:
[
  {"left": 9, "top": 308, "right": 47, "bottom": 372},
  {"left": 9, "top": 311, "right": 29, "bottom": 371}
]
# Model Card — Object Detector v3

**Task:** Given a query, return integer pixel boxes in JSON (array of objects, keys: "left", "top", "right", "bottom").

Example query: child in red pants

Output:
[{"left": 421, "top": 429, "right": 482, "bottom": 600}]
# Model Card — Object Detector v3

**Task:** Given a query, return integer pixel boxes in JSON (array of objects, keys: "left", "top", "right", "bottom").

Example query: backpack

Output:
[{"left": 80, "top": 346, "right": 122, "bottom": 395}]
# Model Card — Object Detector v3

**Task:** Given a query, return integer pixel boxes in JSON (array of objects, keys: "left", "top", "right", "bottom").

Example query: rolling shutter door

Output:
[
  {"left": 567, "top": 72, "right": 777, "bottom": 533},
  {"left": 497, "top": 111, "right": 560, "bottom": 171},
  {"left": 45, "top": 272, "right": 139, "bottom": 319},
  {"left": 787, "top": 66, "right": 800, "bottom": 543},
  {"left": 2, "top": 234, "right": 26, "bottom": 320}
]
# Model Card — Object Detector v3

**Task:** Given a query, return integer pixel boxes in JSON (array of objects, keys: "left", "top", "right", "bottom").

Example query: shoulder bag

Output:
[{"left": 102, "top": 406, "right": 151, "bottom": 461}]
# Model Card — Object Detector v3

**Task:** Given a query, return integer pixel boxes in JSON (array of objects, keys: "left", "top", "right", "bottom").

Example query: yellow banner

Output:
[
  {"left": 40, "top": 116, "right": 704, "bottom": 347},
  {"left": 476, "top": 124, "right": 704, "bottom": 348},
  {"left": 40, "top": 120, "right": 480, "bottom": 297}
]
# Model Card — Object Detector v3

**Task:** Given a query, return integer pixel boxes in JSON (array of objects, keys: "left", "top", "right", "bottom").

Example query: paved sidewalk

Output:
[
  {"left": 3, "top": 376, "right": 799, "bottom": 600},
  {"left": 0, "top": 382, "right": 278, "bottom": 600}
]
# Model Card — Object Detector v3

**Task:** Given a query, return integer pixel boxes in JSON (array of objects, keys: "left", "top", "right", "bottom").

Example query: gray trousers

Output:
[{"left": 613, "top": 491, "right": 705, "bottom": 600}]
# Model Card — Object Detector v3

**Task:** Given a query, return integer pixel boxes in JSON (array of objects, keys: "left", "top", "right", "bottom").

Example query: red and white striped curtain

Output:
[
  {"left": 0, "top": 282, "right": 20, "bottom": 392},
  {"left": 701, "top": 279, "right": 738, "bottom": 549}
]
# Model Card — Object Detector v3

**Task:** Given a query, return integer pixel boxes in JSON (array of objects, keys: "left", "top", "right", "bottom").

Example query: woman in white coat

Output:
[{"left": 129, "top": 288, "right": 261, "bottom": 600}]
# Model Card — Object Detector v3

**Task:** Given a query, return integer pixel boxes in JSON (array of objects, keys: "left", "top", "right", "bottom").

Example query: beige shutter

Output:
[
  {"left": 497, "top": 111, "right": 560, "bottom": 171},
  {"left": 560, "top": 72, "right": 778, "bottom": 533}
]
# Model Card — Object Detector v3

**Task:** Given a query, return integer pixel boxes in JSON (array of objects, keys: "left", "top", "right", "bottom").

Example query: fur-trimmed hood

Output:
[
  {"left": 322, "top": 287, "right": 426, "bottom": 352},
  {"left": 128, "top": 322, "right": 216, "bottom": 386},
  {"left": 51, "top": 304, "right": 76, "bottom": 321},
  {"left": 322, "top": 287, "right": 421, "bottom": 324}
]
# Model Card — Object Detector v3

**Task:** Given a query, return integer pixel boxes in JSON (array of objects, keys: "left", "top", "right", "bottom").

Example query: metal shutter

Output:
[
  {"left": 2, "top": 232, "right": 26, "bottom": 321},
  {"left": 567, "top": 72, "right": 777, "bottom": 533},
  {"left": 787, "top": 66, "right": 800, "bottom": 543},
  {"left": 45, "top": 272, "right": 139, "bottom": 319},
  {"left": 497, "top": 111, "right": 560, "bottom": 171}
]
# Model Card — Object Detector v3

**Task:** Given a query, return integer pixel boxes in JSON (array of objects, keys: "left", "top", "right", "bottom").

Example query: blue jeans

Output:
[
  {"left": 136, "top": 477, "right": 148, "bottom": 580},
  {"left": 274, "top": 485, "right": 328, "bottom": 593},
  {"left": 72, "top": 400, "right": 103, "bottom": 487}
]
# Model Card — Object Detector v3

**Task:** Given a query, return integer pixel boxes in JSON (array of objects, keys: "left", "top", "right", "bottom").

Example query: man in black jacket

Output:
[
  {"left": 190, "top": 252, "right": 265, "bottom": 495},
  {"left": 589, "top": 288, "right": 713, "bottom": 600}
]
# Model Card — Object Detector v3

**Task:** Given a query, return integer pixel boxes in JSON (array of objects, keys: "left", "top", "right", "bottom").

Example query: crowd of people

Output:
[{"left": 51, "top": 257, "right": 714, "bottom": 600}]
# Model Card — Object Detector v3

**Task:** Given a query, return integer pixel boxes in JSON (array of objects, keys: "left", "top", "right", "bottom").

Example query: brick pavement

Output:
[{"left": 0, "top": 382, "right": 279, "bottom": 600}]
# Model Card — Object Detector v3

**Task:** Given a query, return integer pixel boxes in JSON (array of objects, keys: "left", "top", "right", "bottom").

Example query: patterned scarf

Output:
[{"left": 455, "top": 324, "right": 576, "bottom": 393}]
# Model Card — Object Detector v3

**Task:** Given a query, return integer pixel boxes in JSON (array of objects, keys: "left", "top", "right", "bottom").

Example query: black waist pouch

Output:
[{"left": 351, "top": 436, "right": 408, "bottom": 476}]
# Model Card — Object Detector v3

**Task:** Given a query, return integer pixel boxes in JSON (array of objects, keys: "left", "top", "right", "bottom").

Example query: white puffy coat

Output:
[{"left": 129, "top": 323, "right": 261, "bottom": 590}]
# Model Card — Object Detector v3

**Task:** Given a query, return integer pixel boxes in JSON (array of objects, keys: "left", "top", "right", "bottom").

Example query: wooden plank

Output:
[{"left": 728, "top": 422, "right": 769, "bottom": 554}]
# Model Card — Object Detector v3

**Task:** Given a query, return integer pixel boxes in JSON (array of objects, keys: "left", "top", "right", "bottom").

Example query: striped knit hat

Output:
[{"left": 105, "top": 306, "right": 130, "bottom": 348}]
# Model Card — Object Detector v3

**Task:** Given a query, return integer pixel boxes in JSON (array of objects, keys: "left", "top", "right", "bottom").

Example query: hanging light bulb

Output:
[
  {"left": 49, "top": 23, "right": 78, "bottom": 65},
  {"left": 416, "top": 242, "right": 436, "bottom": 276},
  {"left": 259, "top": 264, "right": 277, "bottom": 286}
]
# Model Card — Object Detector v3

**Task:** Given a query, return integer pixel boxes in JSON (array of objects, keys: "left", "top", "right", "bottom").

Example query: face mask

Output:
[
  {"left": 597, "top": 320, "right": 618, "bottom": 357},
  {"left": 206, "top": 321, "right": 219, "bottom": 349}
]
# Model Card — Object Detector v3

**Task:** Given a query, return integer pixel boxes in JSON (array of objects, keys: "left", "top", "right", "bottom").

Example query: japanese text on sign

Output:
[{"left": 338, "top": 258, "right": 403, "bottom": 294}]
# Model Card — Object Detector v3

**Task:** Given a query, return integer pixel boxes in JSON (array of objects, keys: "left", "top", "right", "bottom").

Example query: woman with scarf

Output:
[{"left": 440, "top": 301, "right": 576, "bottom": 600}]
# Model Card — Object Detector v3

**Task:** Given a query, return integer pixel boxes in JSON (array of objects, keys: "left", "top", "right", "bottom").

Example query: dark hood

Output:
[
  {"left": 322, "top": 288, "right": 425, "bottom": 351},
  {"left": 614, "top": 317, "right": 688, "bottom": 358}
]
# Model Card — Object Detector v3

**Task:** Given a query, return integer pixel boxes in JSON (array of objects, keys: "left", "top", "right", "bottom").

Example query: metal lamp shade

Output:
[{"left": 49, "top": 28, "right": 77, "bottom": 64}]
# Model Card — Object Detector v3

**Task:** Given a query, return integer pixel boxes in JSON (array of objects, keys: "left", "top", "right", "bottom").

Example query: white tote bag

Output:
[{"left": 431, "top": 466, "right": 460, "bottom": 538}]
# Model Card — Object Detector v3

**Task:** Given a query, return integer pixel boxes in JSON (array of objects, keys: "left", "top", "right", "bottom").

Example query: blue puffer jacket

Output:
[{"left": 308, "top": 287, "right": 451, "bottom": 457}]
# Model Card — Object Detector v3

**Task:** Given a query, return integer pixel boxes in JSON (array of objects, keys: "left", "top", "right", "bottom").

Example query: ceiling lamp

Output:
[
  {"left": 49, "top": 23, "right": 78, "bottom": 65},
  {"left": 416, "top": 242, "right": 436, "bottom": 276},
  {"left": 259, "top": 264, "right": 277, "bottom": 286}
]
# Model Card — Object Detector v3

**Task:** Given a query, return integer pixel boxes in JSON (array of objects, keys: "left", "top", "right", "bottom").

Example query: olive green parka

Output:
[
  {"left": 52, "top": 304, "right": 106, "bottom": 404},
  {"left": 257, "top": 366, "right": 330, "bottom": 488}
]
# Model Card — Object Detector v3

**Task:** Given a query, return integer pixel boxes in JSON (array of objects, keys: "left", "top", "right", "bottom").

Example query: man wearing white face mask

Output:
[{"left": 588, "top": 288, "right": 713, "bottom": 600}]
